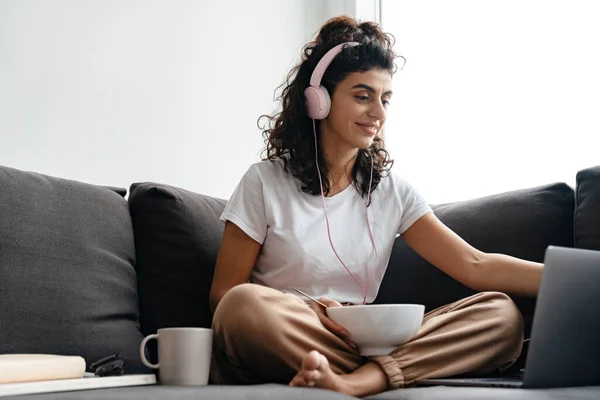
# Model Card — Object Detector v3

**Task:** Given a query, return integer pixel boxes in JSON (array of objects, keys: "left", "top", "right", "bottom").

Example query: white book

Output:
[
  {"left": 0, "top": 374, "right": 156, "bottom": 397},
  {"left": 0, "top": 354, "right": 86, "bottom": 384}
]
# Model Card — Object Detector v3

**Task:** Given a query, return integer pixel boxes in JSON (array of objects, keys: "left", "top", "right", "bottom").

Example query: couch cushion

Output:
[
  {"left": 575, "top": 165, "right": 600, "bottom": 251},
  {"left": 128, "top": 182, "right": 226, "bottom": 362},
  {"left": 376, "top": 182, "right": 574, "bottom": 309},
  {"left": 12, "top": 384, "right": 357, "bottom": 400},
  {"left": 10, "top": 383, "right": 600, "bottom": 400},
  {"left": 366, "top": 385, "right": 600, "bottom": 400},
  {"left": 0, "top": 165, "right": 146, "bottom": 373},
  {"left": 375, "top": 182, "right": 574, "bottom": 372}
]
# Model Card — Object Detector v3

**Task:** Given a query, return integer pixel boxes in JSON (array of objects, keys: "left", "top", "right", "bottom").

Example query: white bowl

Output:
[{"left": 326, "top": 304, "right": 425, "bottom": 356}]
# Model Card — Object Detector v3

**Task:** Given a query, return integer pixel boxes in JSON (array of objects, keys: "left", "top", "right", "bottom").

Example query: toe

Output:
[
  {"left": 303, "top": 350, "right": 322, "bottom": 371},
  {"left": 305, "top": 369, "right": 320, "bottom": 382},
  {"left": 290, "top": 374, "right": 305, "bottom": 387}
]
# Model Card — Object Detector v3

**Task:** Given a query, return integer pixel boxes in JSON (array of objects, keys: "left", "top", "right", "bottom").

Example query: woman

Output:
[{"left": 208, "top": 16, "right": 542, "bottom": 397}]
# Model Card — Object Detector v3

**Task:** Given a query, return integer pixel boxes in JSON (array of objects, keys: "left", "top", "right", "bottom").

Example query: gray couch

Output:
[{"left": 1, "top": 163, "right": 599, "bottom": 400}]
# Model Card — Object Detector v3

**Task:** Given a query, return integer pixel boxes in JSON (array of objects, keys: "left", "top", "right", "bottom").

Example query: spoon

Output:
[{"left": 294, "top": 288, "right": 329, "bottom": 308}]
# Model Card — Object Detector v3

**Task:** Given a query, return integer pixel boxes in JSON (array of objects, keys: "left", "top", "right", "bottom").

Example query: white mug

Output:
[{"left": 140, "top": 327, "right": 213, "bottom": 386}]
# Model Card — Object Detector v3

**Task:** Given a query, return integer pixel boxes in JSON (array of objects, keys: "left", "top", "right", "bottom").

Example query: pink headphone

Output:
[{"left": 304, "top": 42, "right": 360, "bottom": 119}]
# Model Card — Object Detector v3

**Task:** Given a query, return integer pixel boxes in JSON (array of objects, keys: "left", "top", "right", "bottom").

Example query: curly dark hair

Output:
[{"left": 258, "top": 16, "right": 402, "bottom": 202}]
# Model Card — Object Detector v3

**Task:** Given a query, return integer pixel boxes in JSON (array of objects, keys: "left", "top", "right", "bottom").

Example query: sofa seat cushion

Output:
[
  {"left": 128, "top": 182, "right": 226, "bottom": 362},
  {"left": 9, "top": 383, "right": 600, "bottom": 399},
  {"left": 575, "top": 165, "right": 600, "bottom": 250},
  {"left": 0, "top": 165, "right": 146, "bottom": 373},
  {"left": 11, "top": 384, "right": 357, "bottom": 400},
  {"left": 367, "top": 385, "right": 600, "bottom": 399}
]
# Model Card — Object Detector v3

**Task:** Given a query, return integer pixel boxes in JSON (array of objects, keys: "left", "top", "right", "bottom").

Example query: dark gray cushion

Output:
[
  {"left": 375, "top": 182, "right": 575, "bottom": 372},
  {"left": 11, "top": 384, "right": 357, "bottom": 400},
  {"left": 11, "top": 383, "right": 600, "bottom": 400},
  {"left": 0, "top": 165, "right": 146, "bottom": 373},
  {"left": 376, "top": 182, "right": 574, "bottom": 310},
  {"left": 575, "top": 165, "right": 600, "bottom": 251},
  {"left": 367, "top": 385, "right": 600, "bottom": 400},
  {"left": 128, "top": 182, "right": 227, "bottom": 363}
]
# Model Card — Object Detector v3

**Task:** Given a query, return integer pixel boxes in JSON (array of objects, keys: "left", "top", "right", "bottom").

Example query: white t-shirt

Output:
[{"left": 220, "top": 158, "right": 433, "bottom": 304}]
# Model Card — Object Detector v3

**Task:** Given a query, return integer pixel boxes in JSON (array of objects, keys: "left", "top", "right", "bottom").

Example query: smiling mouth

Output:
[{"left": 356, "top": 123, "right": 378, "bottom": 136}]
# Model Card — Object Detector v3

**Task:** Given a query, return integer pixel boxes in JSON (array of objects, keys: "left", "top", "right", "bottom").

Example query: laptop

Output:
[{"left": 416, "top": 245, "right": 600, "bottom": 389}]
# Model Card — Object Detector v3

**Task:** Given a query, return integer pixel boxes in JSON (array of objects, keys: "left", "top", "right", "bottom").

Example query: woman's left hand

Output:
[{"left": 307, "top": 297, "right": 357, "bottom": 350}]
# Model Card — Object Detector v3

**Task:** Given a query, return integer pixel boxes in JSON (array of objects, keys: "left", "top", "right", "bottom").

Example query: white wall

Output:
[
  {"left": 0, "top": 0, "right": 355, "bottom": 199},
  {"left": 381, "top": 0, "right": 600, "bottom": 204}
]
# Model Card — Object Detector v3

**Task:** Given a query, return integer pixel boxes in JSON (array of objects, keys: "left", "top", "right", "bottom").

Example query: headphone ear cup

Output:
[
  {"left": 319, "top": 85, "right": 331, "bottom": 119},
  {"left": 304, "top": 85, "right": 331, "bottom": 120}
]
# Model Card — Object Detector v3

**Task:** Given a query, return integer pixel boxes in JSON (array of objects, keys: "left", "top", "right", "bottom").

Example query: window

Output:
[{"left": 379, "top": 0, "right": 599, "bottom": 204}]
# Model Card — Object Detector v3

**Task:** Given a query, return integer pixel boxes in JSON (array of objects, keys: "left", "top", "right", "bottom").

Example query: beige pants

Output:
[{"left": 210, "top": 283, "right": 524, "bottom": 389}]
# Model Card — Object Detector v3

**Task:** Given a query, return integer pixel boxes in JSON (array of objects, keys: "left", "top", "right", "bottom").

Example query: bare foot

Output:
[{"left": 289, "top": 350, "right": 349, "bottom": 394}]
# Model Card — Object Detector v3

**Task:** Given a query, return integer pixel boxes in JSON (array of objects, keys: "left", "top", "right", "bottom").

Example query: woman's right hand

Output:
[{"left": 307, "top": 297, "right": 357, "bottom": 350}]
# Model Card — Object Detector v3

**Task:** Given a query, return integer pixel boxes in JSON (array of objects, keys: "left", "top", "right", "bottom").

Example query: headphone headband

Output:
[
  {"left": 309, "top": 42, "right": 360, "bottom": 87},
  {"left": 304, "top": 41, "right": 360, "bottom": 120}
]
